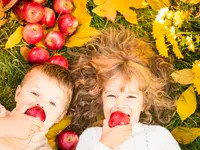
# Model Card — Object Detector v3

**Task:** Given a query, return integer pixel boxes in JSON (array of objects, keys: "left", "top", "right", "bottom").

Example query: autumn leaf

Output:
[
  {"left": 146, "top": 0, "right": 170, "bottom": 11},
  {"left": 46, "top": 115, "right": 71, "bottom": 139},
  {"left": 171, "top": 127, "right": 200, "bottom": 144},
  {"left": 73, "top": 0, "right": 91, "bottom": 25},
  {"left": 20, "top": 46, "right": 31, "bottom": 61},
  {"left": 35, "top": 41, "right": 46, "bottom": 49},
  {"left": 5, "top": 26, "right": 24, "bottom": 49},
  {"left": 66, "top": 24, "right": 100, "bottom": 47},
  {"left": 0, "top": 0, "right": 7, "bottom": 27},
  {"left": 48, "top": 137, "right": 57, "bottom": 150},
  {"left": 171, "top": 69, "right": 193, "bottom": 85},
  {"left": 177, "top": 85, "right": 197, "bottom": 121},
  {"left": 181, "top": 0, "right": 200, "bottom": 4},
  {"left": 92, "top": 0, "right": 148, "bottom": 24}
]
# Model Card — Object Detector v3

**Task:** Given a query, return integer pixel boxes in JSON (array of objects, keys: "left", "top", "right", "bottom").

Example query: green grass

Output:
[{"left": 0, "top": 0, "right": 200, "bottom": 149}]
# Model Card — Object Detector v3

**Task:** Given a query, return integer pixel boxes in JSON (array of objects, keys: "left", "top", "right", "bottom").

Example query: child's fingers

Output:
[
  {"left": 33, "top": 118, "right": 44, "bottom": 128},
  {"left": 32, "top": 124, "right": 40, "bottom": 132}
]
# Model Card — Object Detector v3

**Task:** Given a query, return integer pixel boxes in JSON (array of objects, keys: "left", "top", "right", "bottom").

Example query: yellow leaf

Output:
[
  {"left": 46, "top": 115, "right": 71, "bottom": 139},
  {"left": 146, "top": 0, "right": 170, "bottom": 11},
  {"left": 171, "top": 69, "right": 193, "bottom": 85},
  {"left": 171, "top": 127, "right": 200, "bottom": 144},
  {"left": 66, "top": 24, "right": 100, "bottom": 47},
  {"left": 35, "top": 41, "right": 46, "bottom": 48},
  {"left": 94, "top": 0, "right": 106, "bottom": 5},
  {"left": 48, "top": 137, "right": 57, "bottom": 150},
  {"left": 92, "top": 0, "right": 147, "bottom": 24},
  {"left": 177, "top": 85, "right": 197, "bottom": 121},
  {"left": 0, "top": 1, "right": 5, "bottom": 19},
  {"left": 73, "top": 0, "right": 91, "bottom": 25},
  {"left": 20, "top": 46, "right": 31, "bottom": 61},
  {"left": 181, "top": 0, "right": 200, "bottom": 4},
  {"left": 5, "top": 26, "right": 23, "bottom": 49}
]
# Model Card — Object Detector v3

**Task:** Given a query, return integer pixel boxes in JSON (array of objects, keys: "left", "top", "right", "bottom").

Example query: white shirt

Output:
[{"left": 76, "top": 123, "right": 181, "bottom": 150}]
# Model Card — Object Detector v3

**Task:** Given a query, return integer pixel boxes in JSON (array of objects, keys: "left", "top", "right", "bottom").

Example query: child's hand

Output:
[
  {"left": 99, "top": 119, "right": 132, "bottom": 149},
  {"left": 6, "top": 105, "right": 44, "bottom": 139}
]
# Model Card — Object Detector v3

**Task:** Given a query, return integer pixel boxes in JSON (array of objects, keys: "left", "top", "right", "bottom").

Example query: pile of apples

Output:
[{"left": 5, "top": 0, "right": 79, "bottom": 69}]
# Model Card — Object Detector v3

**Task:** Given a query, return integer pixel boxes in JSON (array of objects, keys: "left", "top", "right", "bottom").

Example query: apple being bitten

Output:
[
  {"left": 25, "top": 105, "right": 46, "bottom": 122},
  {"left": 108, "top": 111, "right": 130, "bottom": 128},
  {"left": 23, "top": 2, "right": 44, "bottom": 23},
  {"left": 57, "top": 130, "right": 79, "bottom": 150},
  {"left": 44, "top": 31, "right": 65, "bottom": 51},
  {"left": 23, "top": 23, "right": 44, "bottom": 44},
  {"left": 58, "top": 14, "right": 78, "bottom": 36},
  {"left": 53, "top": 0, "right": 74, "bottom": 14}
]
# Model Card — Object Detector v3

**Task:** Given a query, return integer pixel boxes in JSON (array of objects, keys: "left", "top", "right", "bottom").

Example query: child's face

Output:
[
  {"left": 15, "top": 70, "right": 68, "bottom": 132},
  {"left": 102, "top": 75, "right": 144, "bottom": 125}
]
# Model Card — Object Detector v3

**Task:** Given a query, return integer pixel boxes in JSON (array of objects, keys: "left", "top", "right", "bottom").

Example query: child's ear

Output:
[
  {"left": 55, "top": 111, "right": 67, "bottom": 123},
  {"left": 15, "top": 85, "right": 21, "bottom": 102}
]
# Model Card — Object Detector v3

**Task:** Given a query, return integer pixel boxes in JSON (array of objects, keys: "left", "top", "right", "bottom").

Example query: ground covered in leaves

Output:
[{"left": 0, "top": 0, "right": 200, "bottom": 149}]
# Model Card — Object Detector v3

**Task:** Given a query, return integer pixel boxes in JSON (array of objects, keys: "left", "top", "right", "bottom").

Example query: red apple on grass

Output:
[
  {"left": 23, "top": 2, "right": 44, "bottom": 23},
  {"left": 109, "top": 111, "right": 130, "bottom": 128},
  {"left": 58, "top": 14, "right": 78, "bottom": 36},
  {"left": 53, "top": 0, "right": 74, "bottom": 14},
  {"left": 23, "top": 23, "right": 44, "bottom": 44},
  {"left": 40, "top": 7, "right": 56, "bottom": 28},
  {"left": 28, "top": 47, "right": 50, "bottom": 64},
  {"left": 13, "top": 0, "right": 28, "bottom": 20},
  {"left": 44, "top": 31, "right": 65, "bottom": 51},
  {"left": 48, "top": 55, "right": 68, "bottom": 69},
  {"left": 25, "top": 105, "right": 46, "bottom": 122},
  {"left": 57, "top": 130, "right": 79, "bottom": 150}
]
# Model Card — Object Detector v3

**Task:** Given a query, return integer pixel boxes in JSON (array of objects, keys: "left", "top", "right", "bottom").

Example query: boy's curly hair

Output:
[{"left": 68, "top": 27, "right": 176, "bottom": 133}]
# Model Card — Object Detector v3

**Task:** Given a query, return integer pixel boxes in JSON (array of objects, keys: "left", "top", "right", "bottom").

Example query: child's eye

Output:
[
  {"left": 49, "top": 101, "right": 56, "bottom": 107},
  {"left": 128, "top": 95, "right": 136, "bottom": 98},
  {"left": 31, "top": 92, "right": 39, "bottom": 96},
  {"left": 107, "top": 94, "right": 116, "bottom": 98}
]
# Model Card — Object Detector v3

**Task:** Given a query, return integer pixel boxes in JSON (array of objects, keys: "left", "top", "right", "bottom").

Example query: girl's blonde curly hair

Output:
[{"left": 68, "top": 27, "right": 176, "bottom": 133}]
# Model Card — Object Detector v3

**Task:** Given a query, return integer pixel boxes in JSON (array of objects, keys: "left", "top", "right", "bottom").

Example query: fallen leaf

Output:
[
  {"left": 48, "top": 137, "right": 57, "bottom": 150},
  {"left": 181, "top": 0, "right": 200, "bottom": 4},
  {"left": 171, "top": 69, "right": 193, "bottom": 85},
  {"left": 20, "top": 46, "right": 31, "bottom": 61},
  {"left": 46, "top": 115, "right": 71, "bottom": 139},
  {"left": 94, "top": 0, "right": 106, "bottom": 5},
  {"left": 73, "top": 0, "right": 91, "bottom": 25},
  {"left": 92, "top": 0, "right": 147, "bottom": 24},
  {"left": 177, "top": 85, "right": 197, "bottom": 121},
  {"left": 66, "top": 24, "right": 100, "bottom": 47},
  {"left": 171, "top": 127, "right": 200, "bottom": 144},
  {"left": 35, "top": 41, "right": 46, "bottom": 48},
  {"left": 5, "top": 26, "right": 24, "bottom": 49},
  {"left": 146, "top": 0, "right": 170, "bottom": 11}
]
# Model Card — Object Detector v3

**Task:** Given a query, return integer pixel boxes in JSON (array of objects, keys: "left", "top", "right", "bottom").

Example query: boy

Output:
[{"left": 0, "top": 63, "right": 73, "bottom": 150}]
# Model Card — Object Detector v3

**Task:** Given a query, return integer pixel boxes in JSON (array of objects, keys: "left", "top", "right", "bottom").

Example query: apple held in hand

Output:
[
  {"left": 40, "top": 7, "right": 56, "bottom": 28},
  {"left": 53, "top": 0, "right": 74, "bottom": 14},
  {"left": 23, "top": 23, "right": 44, "bottom": 44},
  {"left": 57, "top": 130, "right": 79, "bottom": 150},
  {"left": 25, "top": 105, "right": 46, "bottom": 122},
  {"left": 109, "top": 111, "right": 130, "bottom": 128},
  {"left": 48, "top": 55, "right": 68, "bottom": 69},
  {"left": 23, "top": 2, "right": 44, "bottom": 23},
  {"left": 44, "top": 31, "right": 65, "bottom": 51},
  {"left": 28, "top": 47, "right": 50, "bottom": 64},
  {"left": 58, "top": 14, "right": 78, "bottom": 36}
]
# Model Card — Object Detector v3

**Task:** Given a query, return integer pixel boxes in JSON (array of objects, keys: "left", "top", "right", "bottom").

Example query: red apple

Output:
[
  {"left": 23, "top": 2, "right": 44, "bottom": 23},
  {"left": 44, "top": 31, "right": 65, "bottom": 51},
  {"left": 57, "top": 130, "right": 79, "bottom": 150},
  {"left": 32, "top": 0, "right": 46, "bottom": 4},
  {"left": 53, "top": 0, "right": 74, "bottom": 14},
  {"left": 58, "top": 14, "right": 78, "bottom": 36},
  {"left": 28, "top": 47, "right": 50, "bottom": 64},
  {"left": 23, "top": 23, "right": 44, "bottom": 44},
  {"left": 48, "top": 55, "right": 68, "bottom": 69},
  {"left": 25, "top": 105, "right": 46, "bottom": 122},
  {"left": 40, "top": 7, "right": 56, "bottom": 28},
  {"left": 109, "top": 111, "right": 130, "bottom": 128},
  {"left": 13, "top": 0, "right": 28, "bottom": 20},
  {"left": 2, "top": 0, "right": 11, "bottom": 6}
]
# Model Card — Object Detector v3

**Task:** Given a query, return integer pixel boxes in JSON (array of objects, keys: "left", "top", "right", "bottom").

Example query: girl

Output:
[{"left": 69, "top": 27, "right": 181, "bottom": 150}]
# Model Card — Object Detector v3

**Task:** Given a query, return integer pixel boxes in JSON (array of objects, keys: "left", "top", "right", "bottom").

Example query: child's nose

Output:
[{"left": 36, "top": 101, "right": 50, "bottom": 110}]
